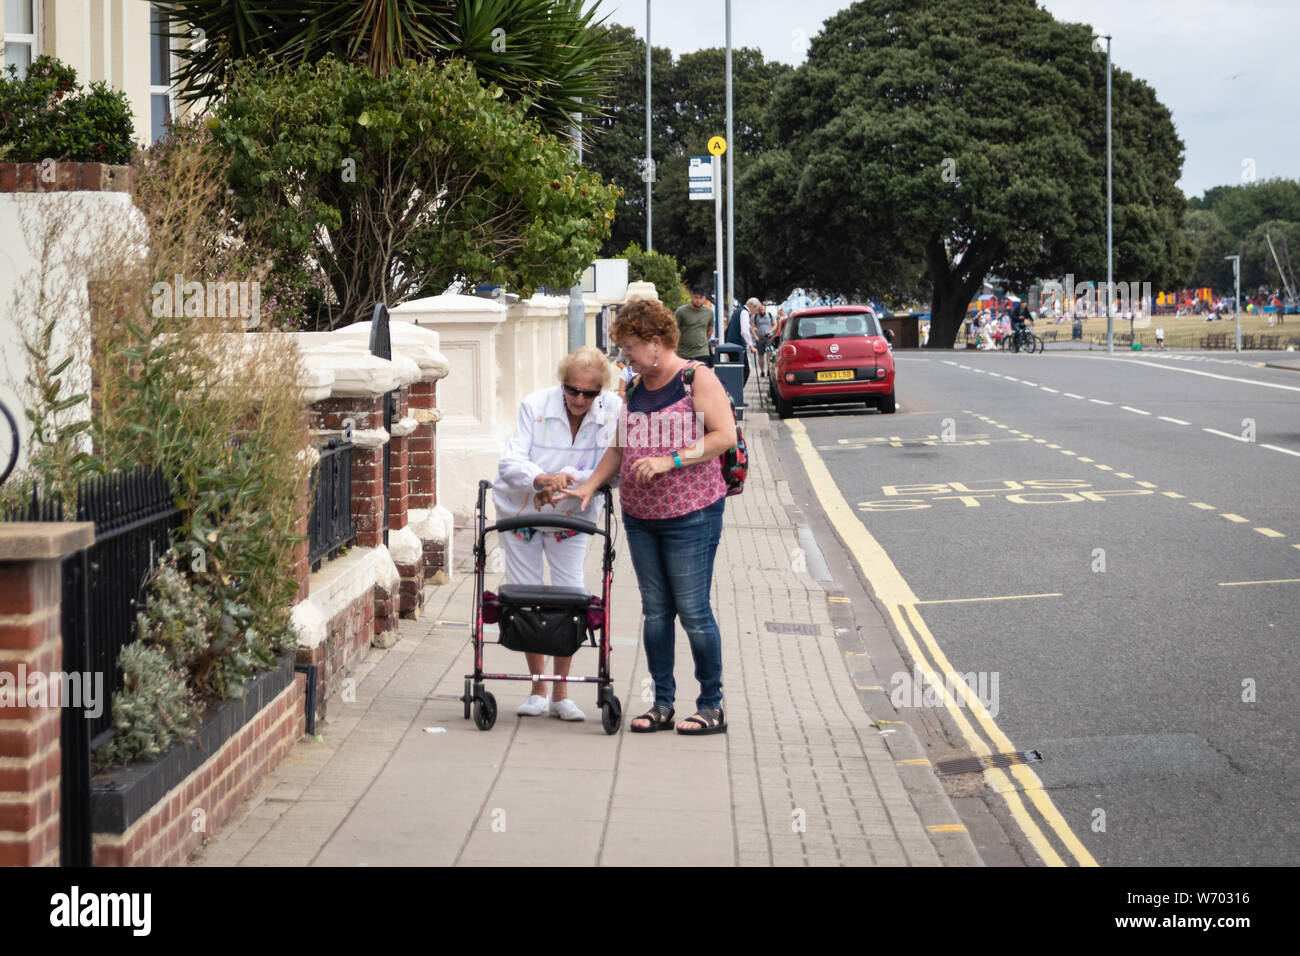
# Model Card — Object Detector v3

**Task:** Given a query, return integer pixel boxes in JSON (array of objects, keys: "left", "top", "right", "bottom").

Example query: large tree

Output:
[
  {"left": 751, "top": 0, "right": 1191, "bottom": 346},
  {"left": 1188, "top": 179, "right": 1300, "bottom": 239},
  {"left": 212, "top": 57, "right": 619, "bottom": 325},
  {"left": 157, "top": 0, "right": 621, "bottom": 135}
]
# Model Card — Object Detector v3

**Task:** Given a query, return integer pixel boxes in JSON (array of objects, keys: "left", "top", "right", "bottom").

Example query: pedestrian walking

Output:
[
  {"left": 675, "top": 285, "right": 715, "bottom": 367},
  {"left": 725, "top": 299, "right": 756, "bottom": 386},
  {"left": 560, "top": 298, "right": 735, "bottom": 735},
  {"left": 749, "top": 299, "right": 776, "bottom": 377},
  {"left": 492, "top": 346, "right": 623, "bottom": 722}
]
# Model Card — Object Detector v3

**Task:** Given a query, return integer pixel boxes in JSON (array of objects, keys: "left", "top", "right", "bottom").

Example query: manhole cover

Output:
[
  {"left": 935, "top": 750, "right": 1043, "bottom": 776},
  {"left": 764, "top": 621, "right": 821, "bottom": 636}
]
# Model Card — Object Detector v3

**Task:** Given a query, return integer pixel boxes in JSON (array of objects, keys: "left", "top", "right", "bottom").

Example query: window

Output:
[
  {"left": 3, "top": 0, "right": 37, "bottom": 77},
  {"left": 150, "top": 4, "right": 175, "bottom": 142}
]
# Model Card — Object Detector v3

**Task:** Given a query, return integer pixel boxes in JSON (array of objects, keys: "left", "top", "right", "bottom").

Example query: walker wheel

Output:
[
  {"left": 462, "top": 679, "right": 472, "bottom": 720},
  {"left": 601, "top": 695, "right": 622, "bottom": 735},
  {"left": 473, "top": 690, "right": 497, "bottom": 731}
]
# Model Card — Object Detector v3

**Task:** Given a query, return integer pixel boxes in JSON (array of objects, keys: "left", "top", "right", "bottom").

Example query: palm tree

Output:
[{"left": 155, "top": 0, "right": 621, "bottom": 134}]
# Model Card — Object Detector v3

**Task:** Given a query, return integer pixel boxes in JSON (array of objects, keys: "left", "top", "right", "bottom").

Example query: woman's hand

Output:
[
  {"left": 632, "top": 455, "right": 674, "bottom": 485},
  {"left": 555, "top": 480, "right": 595, "bottom": 511},
  {"left": 533, "top": 472, "right": 575, "bottom": 495}
]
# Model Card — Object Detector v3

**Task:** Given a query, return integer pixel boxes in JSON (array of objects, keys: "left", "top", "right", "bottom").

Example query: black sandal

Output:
[
  {"left": 676, "top": 708, "right": 727, "bottom": 736},
  {"left": 630, "top": 704, "right": 675, "bottom": 733}
]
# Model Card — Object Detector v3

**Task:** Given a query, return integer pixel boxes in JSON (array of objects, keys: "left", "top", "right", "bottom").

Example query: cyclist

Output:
[{"left": 1011, "top": 303, "right": 1029, "bottom": 352}]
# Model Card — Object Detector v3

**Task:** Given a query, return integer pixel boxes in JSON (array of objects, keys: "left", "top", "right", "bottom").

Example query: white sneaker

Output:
[
  {"left": 516, "top": 694, "right": 549, "bottom": 716},
  {"left": 550, "top": 698, "right": 586, "bottom": 721}
]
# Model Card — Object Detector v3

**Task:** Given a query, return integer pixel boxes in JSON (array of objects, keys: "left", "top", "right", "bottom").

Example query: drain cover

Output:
[
  {"left": 765, "top": 621, "right": 821, "bottom": 636},
  {"left": 935, "top": 750, "right": 1043, "bottom": 776}
]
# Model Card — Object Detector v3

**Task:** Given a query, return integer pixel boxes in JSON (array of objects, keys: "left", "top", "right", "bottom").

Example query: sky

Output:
[{"left": 594, "top": 0, "right": 1299, "bottom": 200}]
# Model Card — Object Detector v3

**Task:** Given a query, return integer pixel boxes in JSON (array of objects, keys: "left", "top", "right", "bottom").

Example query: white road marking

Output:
[
  {"left": 1203, "top": 428, "right": 1249, "bottom": 442},
  {"left": 1115, "top": 359, "right": 1300, "bottom": 393},
  {"left": 1040, "top": 387, "right": 1059, "bottom": 393},
  {"left": 1022, "top": 381, "right": 1038, "bottom": 386},
  {"left": 1089, "top": 399, "right": 1113, "bottom": 405},
  {"left": 1064, "top": 393, "right": 1084, "bottom": 399},
  {"left": 1262, "top": 443, "right": 1300, "bottom": 458},
  {"left": 1121, "top": 406, "right": 1151, "bottom": 415},
  {"left": 1158, "top": 416, "right": 1190, "bottom": 425}
]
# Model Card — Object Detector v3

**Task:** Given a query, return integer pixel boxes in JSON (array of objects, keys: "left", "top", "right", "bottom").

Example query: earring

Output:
[{"left": 653, "top": 351, "right": 660, "bottom": 368}]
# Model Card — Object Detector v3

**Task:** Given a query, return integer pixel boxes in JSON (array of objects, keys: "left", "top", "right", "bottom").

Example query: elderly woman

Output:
[
  {"left": 559, "top": 298, "right": 736, "bottom": 735},
  {"left": 492, "top": 346, "right": 622, "bottom": 721}
]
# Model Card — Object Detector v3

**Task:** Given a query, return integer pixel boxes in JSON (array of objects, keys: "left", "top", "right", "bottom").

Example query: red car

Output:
[{"left": 768, "top": 306, "right": 895, "bottom": 418}]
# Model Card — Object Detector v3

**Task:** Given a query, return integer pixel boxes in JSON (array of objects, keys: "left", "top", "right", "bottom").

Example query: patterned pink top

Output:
[{"left": 619, "top": 362, "right": 727, "bottom": 519}]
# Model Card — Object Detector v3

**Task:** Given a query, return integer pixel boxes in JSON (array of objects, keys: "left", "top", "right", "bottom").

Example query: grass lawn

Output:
[{"left": 1031, "top": 311, "right": 1299, "bottom": 349}]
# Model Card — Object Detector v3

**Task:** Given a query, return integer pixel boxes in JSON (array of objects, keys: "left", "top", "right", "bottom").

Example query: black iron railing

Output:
[
  {"left": 1, "top": 466, "right": 182, "bottom": 866},
  {"left": 308, "top": 438, "right": 357, "bottom": 571}
]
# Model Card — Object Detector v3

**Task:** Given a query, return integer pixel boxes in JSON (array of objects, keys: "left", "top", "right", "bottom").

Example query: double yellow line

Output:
[{"left": 787, "top": 420, "right": 1097, "bottom": 867}]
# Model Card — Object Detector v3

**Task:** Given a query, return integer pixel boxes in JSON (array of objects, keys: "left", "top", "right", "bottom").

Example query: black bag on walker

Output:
[
  {"left": 495, "top": 585, "right": 592, "bottom": 656},
  {"left": 498, "top": 606, "right": 588, "bottom": 656}
]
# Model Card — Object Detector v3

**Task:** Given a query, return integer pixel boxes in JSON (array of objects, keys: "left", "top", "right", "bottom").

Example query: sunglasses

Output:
[{"left": 563, "top": 383, "right": 601, "bottom": 400}]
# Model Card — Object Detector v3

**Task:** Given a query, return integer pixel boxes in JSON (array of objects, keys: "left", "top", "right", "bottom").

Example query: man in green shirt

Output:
[{"left": 674, "top": 286, "right": 715, "bottom": 366}]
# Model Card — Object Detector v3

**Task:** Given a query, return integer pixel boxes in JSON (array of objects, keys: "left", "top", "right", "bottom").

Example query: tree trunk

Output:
[{"left": 922, "top": 232, "right": 1001, "bottom": 349}]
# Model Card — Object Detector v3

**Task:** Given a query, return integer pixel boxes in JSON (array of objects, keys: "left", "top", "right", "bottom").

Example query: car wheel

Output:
[
  {"left": 879, "top": 390, "right": 896, "bottom": 414},
  {"left": 775, "top": 393, "right": 794, "bottom": 419}
]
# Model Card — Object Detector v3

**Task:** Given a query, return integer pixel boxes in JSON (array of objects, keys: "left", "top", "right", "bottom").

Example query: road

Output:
[{"left": 768, "top": 348, "right": 1300, "bottom": 866}]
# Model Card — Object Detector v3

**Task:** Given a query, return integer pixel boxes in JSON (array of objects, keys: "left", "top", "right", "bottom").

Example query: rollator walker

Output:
[{"left": 462, "top": 479, "right": 623, "bottom": 734}]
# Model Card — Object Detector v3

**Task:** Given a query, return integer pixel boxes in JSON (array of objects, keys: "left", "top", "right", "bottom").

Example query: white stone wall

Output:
[{"left": 0, "top": 190, "right": 142, "bottom": 475}]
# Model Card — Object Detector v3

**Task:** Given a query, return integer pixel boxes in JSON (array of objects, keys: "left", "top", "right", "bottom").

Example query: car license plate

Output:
[{"left": 817, "top": 370, "right": 854, "bottom": 381}]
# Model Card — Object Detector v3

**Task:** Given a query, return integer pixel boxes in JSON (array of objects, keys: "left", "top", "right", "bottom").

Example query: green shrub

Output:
[
  {"left": 210, "top": 56, "right": 619, "bottom": 327},
  {"left": 619, "top": 243, "right": 686, "bottom": 311},
  {"left": 95, "top": 643, "right": 199, "bottom": 767},
  {"left": 0, "top": 56, "right": 134, "bottom": 164}
]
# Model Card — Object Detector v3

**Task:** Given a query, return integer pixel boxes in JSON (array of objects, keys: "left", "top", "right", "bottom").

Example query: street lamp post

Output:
[
  {"left": 725, "top": 0, "right": 734, "bottom": 319},
  {"left": 1098, "top": 33, "right": 1113, "bottom": 354},
  {"left": 1225, "top": 255, "right": 1241, "bottom": 351},
  {"left": 645, "top": 0, "right": 652, "bottom": 252}
]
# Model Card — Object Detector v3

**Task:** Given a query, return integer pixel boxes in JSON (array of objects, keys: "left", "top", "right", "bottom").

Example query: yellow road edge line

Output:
[
  {"left": 1218, "top": 578, "right": 1300, "bottom": 586},
  {"left": 902, "top": 603, "right": 1097, "bottom": 868},
  {"left": 785, "top": 420, "right": 1087, "bottom": 868},
  {"left": 915, "top": 593, "right": 1064, "bottom": 605},
  {"left": 897, "top": 758, "right": 932, "bottom": 766},
  {"left": 926, "top": 823, "right": 969, "bottom": 833},
  {"left": 828, "top": 595, "right": 851, "bottom": 603}
]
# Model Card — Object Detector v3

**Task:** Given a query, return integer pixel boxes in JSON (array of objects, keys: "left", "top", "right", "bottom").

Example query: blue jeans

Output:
[{"left": 622, "top": 497, "right": 725, "bottom": 711}]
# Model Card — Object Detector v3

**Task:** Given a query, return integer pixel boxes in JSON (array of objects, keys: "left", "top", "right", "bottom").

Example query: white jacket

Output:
[{"left": 492, "top": 385, "right": 623, "bottom": 527}]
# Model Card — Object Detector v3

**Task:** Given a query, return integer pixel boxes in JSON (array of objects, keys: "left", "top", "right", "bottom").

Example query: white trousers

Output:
[{"left": 500, "top": 530, "right": 590, "bottom": 589}]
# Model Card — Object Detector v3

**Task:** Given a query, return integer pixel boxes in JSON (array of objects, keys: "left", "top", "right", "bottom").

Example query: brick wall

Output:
[
  {"left": 92, "top": 674, "right": 305, "bottom": 866},
  {"left": 294, "top": 590, "right": 374, "bottom": 725},
  {"left": 0, "top": 524, "right": 93, "bottom": 867},
  {"left": 0, "top": 162, "right": 133, "bottom": 194}
]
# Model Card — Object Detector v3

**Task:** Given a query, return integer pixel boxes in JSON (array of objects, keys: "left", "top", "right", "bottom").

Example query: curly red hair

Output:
[{"left": 611, "top": 298, "right": 679, "bottom": 351}]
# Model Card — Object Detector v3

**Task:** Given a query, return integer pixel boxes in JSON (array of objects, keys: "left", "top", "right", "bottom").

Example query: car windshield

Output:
[{"left": 789, "top": 313, "right": 880, "bottom": 340}]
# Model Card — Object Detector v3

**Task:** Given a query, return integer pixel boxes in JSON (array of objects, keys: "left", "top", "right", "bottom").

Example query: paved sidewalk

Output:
[{"left": 189, "top": 374, "right": 978, "bottom": 867}]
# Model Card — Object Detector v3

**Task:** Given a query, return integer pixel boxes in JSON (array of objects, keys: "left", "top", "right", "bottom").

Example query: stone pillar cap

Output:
[
  {"left": 0, "top": 522, "right": 94, "bottom": 560},
  {"left": 390, "top": 293, "right": 507, "bottom": 325}
]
